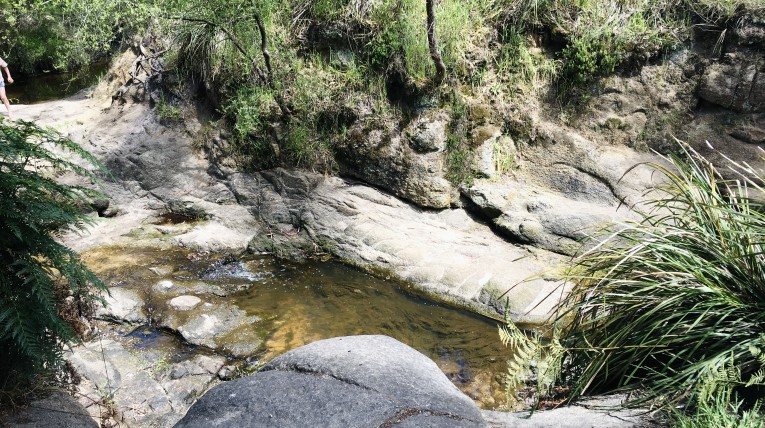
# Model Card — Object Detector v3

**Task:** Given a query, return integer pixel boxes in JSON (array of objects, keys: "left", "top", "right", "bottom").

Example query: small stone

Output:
[
  {"left": 157, "top": 280, "right": 174, "bottom": 290},
  {"left": 171, "top": 365, "right": 189, "bottom": 380},
  {"left": 217, "top": 365, "right": 237, "bottom": 380},
  {"left": 169, "top": 295, "right": 202, "bottom": 311},
  {"left": 195, "top": 355, "right": 226, "bottom": 374},
  {"left": 149, "top": 266, "right": 174, "bottom": 276}
]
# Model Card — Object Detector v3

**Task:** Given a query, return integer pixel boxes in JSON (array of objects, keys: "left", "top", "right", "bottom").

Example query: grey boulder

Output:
[{"left": 174, "top": 335, "right": 486, "bottom": 427}]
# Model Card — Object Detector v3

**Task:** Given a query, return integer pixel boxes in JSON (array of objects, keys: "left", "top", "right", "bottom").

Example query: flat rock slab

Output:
[
  {"left": 66, "top": 336, "right": 224, "bottom": 428},
  {"left": 159, "top": 302, "right": 262, "bottom": 357},
  {"left": 0, "top": 391, "right": 97, "bottom": 428},
  {"left": 169, "top": 295, "right": 202, "bottom": 310},
  {"left": 482, "top": 395, "right": 661, "bottom": 427},
  {"left": 175, "top": 335, "right": 487, "bottom": 427}
]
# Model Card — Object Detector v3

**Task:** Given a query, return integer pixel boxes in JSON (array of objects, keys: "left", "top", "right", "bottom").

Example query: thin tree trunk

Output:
[
  {"left": 426, "top": 0, "right": 446, "bottom": 85},
  {"left": 253, "top": 11, "right": 272, "bottom": 80}
]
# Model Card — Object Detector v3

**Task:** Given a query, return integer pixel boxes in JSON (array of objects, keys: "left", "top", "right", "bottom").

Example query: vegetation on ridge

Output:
[{"left": 502, "top": 145, "right": 765, "bottom": 423}]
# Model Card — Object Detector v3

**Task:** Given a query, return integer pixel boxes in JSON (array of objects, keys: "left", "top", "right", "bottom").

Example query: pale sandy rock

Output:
[
  {"left": 169, "top": 295, "right": 202, "bottom": 311},
  {"left": 95, "top": 287, "right": 147, "bottom": 323}
]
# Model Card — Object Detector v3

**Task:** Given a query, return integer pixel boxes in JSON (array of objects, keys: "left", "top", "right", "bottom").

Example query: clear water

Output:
[{"left": 83, "top": 246, "right": 514, "bottom": 409}]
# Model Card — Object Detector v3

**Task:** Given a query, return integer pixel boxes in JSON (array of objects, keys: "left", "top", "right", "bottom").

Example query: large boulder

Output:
[{"left": 174, "top": 335, "right": 486, "bottom": 428}]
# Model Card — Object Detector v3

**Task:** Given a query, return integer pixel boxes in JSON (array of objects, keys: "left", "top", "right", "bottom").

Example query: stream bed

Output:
[{"left": 82, "top": 246, "right": 515, "bottom": 409}]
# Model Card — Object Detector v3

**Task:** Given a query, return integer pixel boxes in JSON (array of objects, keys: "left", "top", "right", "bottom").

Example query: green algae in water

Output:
[{"left": 83, "top": 247, "right": 514, "bottom": 409}]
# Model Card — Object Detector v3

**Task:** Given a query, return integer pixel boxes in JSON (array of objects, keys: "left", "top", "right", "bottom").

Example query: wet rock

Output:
[
  {"left": 201, "top": 259, "right": 262, "bottom": 281},
  {"left": 174, "top": 336, "right": 486, "bottom": 428},
  {"left": 149, "top": 265, "right": 174, "bottom": 276},
  {"left": 95, "top": 287, "right": 147, "bottom": 324},
  {"left": 0, "top": 391, "right": 97, "bottom": 428},
  {"left": 169, "top": 295, "right": 202, "bottom": 311},
  {"left": 156, "top": 279, "right": 175, "bottom": 290},
  {"left": 159, "top": 303, "right": 261, "bottom": 357}
]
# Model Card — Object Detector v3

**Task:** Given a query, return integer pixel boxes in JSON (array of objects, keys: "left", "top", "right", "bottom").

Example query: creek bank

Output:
[
  {"left": 24, "top": 239, "right": 525, "bottom": 426},
  {"left": 11, "top": 35, "right": 763, "bottom": 426},
  {"left": 15, "top": 89, "right": 569, "bottom": 324}
]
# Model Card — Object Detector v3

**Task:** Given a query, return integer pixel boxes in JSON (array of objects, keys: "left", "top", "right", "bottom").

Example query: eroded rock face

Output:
[
  {"left": 463, "top": 121, "right": 656, "bottom": 256},
  {"left": 174, "top": 335, "right": 487, "bottom": 428},
  {"left": 335, "top": 108, "right": 455, "bottom": 209},
  {"left": 698, "top": 55, "right": 765, "bottom": 113}
]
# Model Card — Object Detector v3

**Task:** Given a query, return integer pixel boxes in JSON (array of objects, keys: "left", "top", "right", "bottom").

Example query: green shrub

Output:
[
  {"left": 560, "top": 36, "right": 619, "bottom": 86},
  {"left": 445, "top": 96, "right": 475, "bottom": 185},
  {"left": 155, "top": 96, "right": 183, "bottom": 123},
  {"left": 561, "top": 145, "right": 765, "bottom": 410},
  {"left": 0, "top": 0, "right": 157, "bottom": 72},
  {"left": 0, "top": 120, "right": 106, "bottom": 388}
]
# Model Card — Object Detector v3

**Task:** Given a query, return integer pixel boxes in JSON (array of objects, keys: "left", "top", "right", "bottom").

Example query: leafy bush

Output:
[
  {"left": 560, "top": 36, "right": 619, "bottom": 86},
  {"left": 561, "top": 145, "right": 765, "bottom": 411},
  {"left": 0, "top": 120, "right": 106, "bottom": 388},
  {"left": 0, "top": 0, "right": 157, "bottom": 73}
]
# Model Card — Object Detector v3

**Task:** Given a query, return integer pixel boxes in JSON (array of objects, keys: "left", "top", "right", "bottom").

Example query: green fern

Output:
[
  {"left": 0, "top": 120, "right": 106, "bottom": 387},
  {"left": 500, "top": 319, "right": 567, "bottom": 408}
]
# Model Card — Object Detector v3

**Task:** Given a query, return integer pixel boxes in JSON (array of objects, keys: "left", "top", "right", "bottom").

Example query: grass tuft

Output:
[{"left": 560, "top": 143, "right": 765, "bottom": 412}]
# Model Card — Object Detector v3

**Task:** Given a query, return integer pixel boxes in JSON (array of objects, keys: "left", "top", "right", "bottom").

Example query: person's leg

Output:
[{"left": 0, "top": 85, "right": 11, "bottom": 119}]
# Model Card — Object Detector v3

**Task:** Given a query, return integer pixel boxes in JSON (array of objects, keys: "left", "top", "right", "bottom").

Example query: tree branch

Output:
[
  {"left": 426, "top": 0, "right": 446, "bottom": 85},
  {"left": 170, "top": 15, "right": 267, "bottom": 83}
]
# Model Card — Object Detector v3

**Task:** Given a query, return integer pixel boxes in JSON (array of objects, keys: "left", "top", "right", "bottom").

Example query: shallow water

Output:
[
  {"left": 5, "top": 60, "right": 108, "bottom": 104},
  {"left": 83, "top": 246, "right": 514, "bottom": 409}
]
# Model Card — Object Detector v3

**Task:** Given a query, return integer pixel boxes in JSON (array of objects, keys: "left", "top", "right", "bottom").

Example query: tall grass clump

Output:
[{"left": 561, "top": 144, "right": 765, "bottom": 412}]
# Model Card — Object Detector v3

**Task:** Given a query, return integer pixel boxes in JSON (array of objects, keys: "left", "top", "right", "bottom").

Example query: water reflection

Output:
[{"left": 6, "top": 60, "right": 109, "bottom": 104}]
